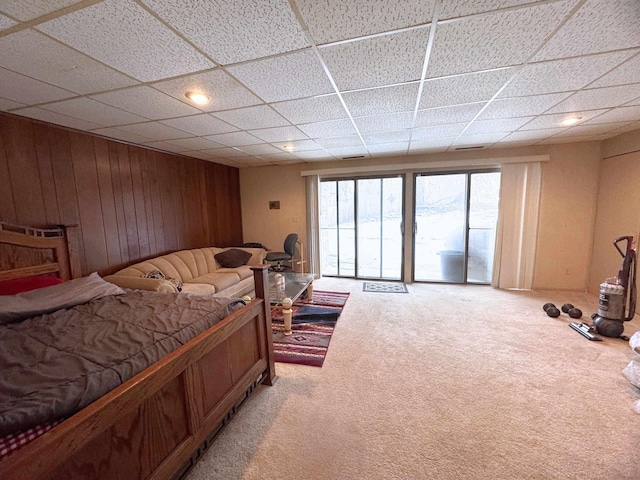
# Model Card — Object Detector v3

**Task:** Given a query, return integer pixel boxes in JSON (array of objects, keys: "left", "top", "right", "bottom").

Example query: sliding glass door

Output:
[
  {"left": 413, "top": 170, "right": 500, "bottom": 284},
  {"left": 320, "top": 176, "right": 404, "bottom": 280}
]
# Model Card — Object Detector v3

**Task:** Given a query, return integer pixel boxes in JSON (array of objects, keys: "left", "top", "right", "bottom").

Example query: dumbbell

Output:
[
  {"left": 562, "top": 303, "right": 583, "bottom": 319},
  {"left": 543, "top": 303, "right": 560, "bottom": 318}
]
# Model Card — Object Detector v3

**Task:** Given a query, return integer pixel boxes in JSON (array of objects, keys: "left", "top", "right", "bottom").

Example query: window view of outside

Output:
[
  {"left": 414, "top": 172, "right": 500, "bottom": 283},
  {"left": 320, "top": 171, "right": 499, "bottom": 284},
  {"left": 320, "top": 177, "right": 403, "bottom": 279}
]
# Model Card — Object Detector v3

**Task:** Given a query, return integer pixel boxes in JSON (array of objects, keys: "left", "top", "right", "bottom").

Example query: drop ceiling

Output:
[{"left": 0, "top": 0, "right": 639, "bottom": 168}]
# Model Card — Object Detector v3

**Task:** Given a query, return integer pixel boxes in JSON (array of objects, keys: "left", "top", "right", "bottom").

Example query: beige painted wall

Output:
[
  {"left": 240, "top": 163, "right": 307, "bottom": 263},
  {"left": 588, "top": 130, "right": 640, "bottom": 294},
  {"left": 239, "top": 133, "right": 640, "bottom": 291},
  {"left": 533, "top": 142, "right": 601, "bottom": 290}
]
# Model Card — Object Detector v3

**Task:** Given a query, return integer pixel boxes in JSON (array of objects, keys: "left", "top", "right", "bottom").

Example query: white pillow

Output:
[{"left": 0, "top": 272, "right": 125, "bottom": 324}]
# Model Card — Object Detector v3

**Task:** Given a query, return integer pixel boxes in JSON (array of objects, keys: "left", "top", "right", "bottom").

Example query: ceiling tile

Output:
[
  {"left": 164, "top": 137, "right": 226, "bottom": 151},
  {"left": 227, "top": 49, "right": 334, "bottom": 102},
  {"left": 152, "top": 69, "right": 262, "bottom": 112},
  {"left": 90, "top": 86, "right": 200, "bottom": 120},
  {"left": 296, "top": 0, "right": 435, "bottom": 44},
  {"left": 354, "top": 112, "right": 414, "bottom": 134},
  {"left": 546, "top": 84, "right": 640, "bottom": 114},
  {"left": 590, "top": 51, "right": 640, "bottom": 88},
  {"left": 142, "top": 0, "right": 308, "bottom": 64},
  {"left": 41, "top": 97, "right": 147, "bottom": 126},
  {"left": 583, "top": 106, "right": 640, "bottom": 124},
  {"left": 116, "top": 122, "right": 191, "bottom": 141},
  {"left": 11, "top": 106, "right": 102, "bottom": 131},
  {"left": 201, "top": 147, "right": 251, "bottom": 158},
  {"left": 320, "top": 28, "right": 430, "bottom": 91},
  {"left": 0, "top": 0, "right": 84, "bottom": 21},
  {"left": 439, "top": 0, "right": 547, "bottom": 20},
  {"left": 37, "top": 0, "right": 215, "bottom": 82},
  {"left": 298, "top": 119, "right": 357, "bottom": 138},
  {"left": 160, "top": 114, "right": 238, "bottom": 136},
  {"left": 204, "top": 131, "right": 263, "bottom": 147},
  {"left": 248, "top": 126, "right": 309, "bottom": 143},
  {"left": 257, "top": 152, "right": 299, "bottom": 162},
  {"left": 343, "top": 83, "right": 420, "bottom": 117},
  {"left": 315, "top": 135, "right": 364, "bottom": 149},
  {"left": 409, "top": 137, "right": 455, "bottom": 151},
  {"left": 478, "top": 93, "right": 571, "bottom": 119},
  {"left": 464, "top": 117, "right": 534, "bottom": 135},
  {"left": 533, "top": 0, "right": 640, "bottom": 61},
  {"left": 271, "top": 95, "right": 348, "bottom": 124},
  {"left": 0, "top": 97, "right": 25, "bottom": 111},
  {"left": 142, "top": 140, "right": 190, "bottom": 153},
  {"left": 453, "top": 132, "right": 508, "bottom": 146},
  {"left": 237, "top": 144, "right": 283, "bottom": 155},
  {"left": 500, "top": 128, "right": 567, "bottom": 143},
  {"left": 411, "top": 123, "right": 467, "bottom": 140},
  {"left": 326, "top": 146, "right": 370, "bottom": 158},
  {"left": 293, "top": 150, "right": 334, "bottom": 160},
  {"left": 500, "top": 50, "right": 636, "bottom": 97},
  {"left": 0, "top": 14, "right": 17, "bottom": 30},
  {"left": 362, "top": 130, "right": 411, "bottom": 145},
  {"left": 0, "top": 30, "right": 138, "bottom": 95},
  {"left": 428, "top": 1, "right": 577, "bottom": 78},
  {"left": 368, "top": 143, "right": 409, "bottom": 156},
  {"left": 0, "top": 67, "right": 75, "bottom": 104},
  {"left": 420, "top": 69, "right": 516, "bottom": 109},
  {"left": 552, "top": 122, "right": 632, "bottom": 137},
  {"left": 520, "top": 110, "right": 609, "bottom": 130},
  {"left": 275, "top": 139, "right": 323, "bottom": 152},
  {"left": 214, "top": 105, "right": 290, "bottom": 130},
  {"left": 415, "top": 103, "right": 485, "bottom": 126},
  {"left": 89, "top": 127, "right": 154, "bottom": 144}
]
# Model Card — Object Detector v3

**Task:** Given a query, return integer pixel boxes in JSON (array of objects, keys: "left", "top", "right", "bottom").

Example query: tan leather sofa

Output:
[{"left": 103, "top": 247, "right": 266, "bottom": 297}]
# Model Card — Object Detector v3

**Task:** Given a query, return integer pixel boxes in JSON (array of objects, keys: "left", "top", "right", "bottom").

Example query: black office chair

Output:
[{"left": 266, "top": 233, "right": 298, "bottom": 271}]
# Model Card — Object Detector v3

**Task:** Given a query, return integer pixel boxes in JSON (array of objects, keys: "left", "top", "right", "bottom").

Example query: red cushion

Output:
[{"left": 0, "top": 276, "right": 64, "bottom": 295}]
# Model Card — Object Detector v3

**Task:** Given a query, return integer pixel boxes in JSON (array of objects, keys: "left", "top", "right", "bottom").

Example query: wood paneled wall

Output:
[{"left": 0, "top": 112, "right": 243, "bottom": 276}]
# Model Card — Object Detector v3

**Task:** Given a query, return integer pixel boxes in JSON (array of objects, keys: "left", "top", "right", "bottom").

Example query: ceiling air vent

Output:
[
  {"left": 454, "top": 145, "right": 484, "bottom": 151},
  {"left": 342, "top": 155, "right": 366, "bottom": 159}
]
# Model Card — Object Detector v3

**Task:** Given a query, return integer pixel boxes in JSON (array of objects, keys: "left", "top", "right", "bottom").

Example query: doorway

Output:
[
  {"left": 319, "top": 176, "right": 404, "bottom": 280},
  {"left": 413, "top": 170, "right": 500, "bottom": 284}
]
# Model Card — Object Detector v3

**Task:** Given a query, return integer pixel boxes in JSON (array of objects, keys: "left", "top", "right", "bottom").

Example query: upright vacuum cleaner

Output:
[{"left": 589, "top": 236, "right": 637, "bottom": 338}]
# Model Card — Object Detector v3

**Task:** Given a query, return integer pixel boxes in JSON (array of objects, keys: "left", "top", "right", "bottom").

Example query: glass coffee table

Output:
[{"left": 269, "top": 272, "right": 314, "bottom": 335}]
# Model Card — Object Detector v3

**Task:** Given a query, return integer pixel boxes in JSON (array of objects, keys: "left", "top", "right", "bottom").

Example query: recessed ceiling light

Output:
[
  {"left": 561, "top": 116, "right": 583, "bottom": 126},
  {"left": 185, "top": 91, "right": 210, "bottom": 105},
  {"left": 283, "top": 144, "right": 294, "bottom": 151}
]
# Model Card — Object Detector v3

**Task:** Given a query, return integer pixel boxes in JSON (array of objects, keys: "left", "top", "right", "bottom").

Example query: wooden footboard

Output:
[{"left": 0, "top": 224, "right": 276, "bottom": 479}]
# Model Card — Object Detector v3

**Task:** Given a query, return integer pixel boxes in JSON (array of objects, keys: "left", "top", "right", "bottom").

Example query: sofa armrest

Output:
[
  {"left": 241, "top": 247, "right": 267, "bottom": 265},
  {"left": 102, "top": 275, "right": 178, "bottom": 293}
]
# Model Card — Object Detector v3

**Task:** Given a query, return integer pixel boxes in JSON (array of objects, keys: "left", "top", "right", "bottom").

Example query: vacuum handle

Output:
[{"left": 613, "top": 236, "right": 634, "bottom": 258}]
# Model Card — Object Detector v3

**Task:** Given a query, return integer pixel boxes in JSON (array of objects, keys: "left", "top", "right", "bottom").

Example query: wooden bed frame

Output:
[{"left": 0, "top": 223, "right": 276, "bottom": 479}]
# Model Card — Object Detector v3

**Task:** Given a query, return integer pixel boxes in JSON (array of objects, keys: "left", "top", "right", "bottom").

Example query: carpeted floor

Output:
[{"left": 187, "top": 278, "right": 640, "bottom": 480}]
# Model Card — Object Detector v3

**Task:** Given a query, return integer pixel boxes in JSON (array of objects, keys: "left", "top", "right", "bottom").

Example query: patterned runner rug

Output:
[
  {"left": 270, "top": 290, "right": 349, "bottom": 367},
  {"left": 362, "top": 282, "right": 409, "bottom": 293}
]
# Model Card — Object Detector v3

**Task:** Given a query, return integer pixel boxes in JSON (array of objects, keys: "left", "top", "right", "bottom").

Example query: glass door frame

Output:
[
  {"left": 411, "top": 168, "right": 499, "bottom": 285},
  {"left": 320, "top": 173, "right": 406, "bottom": 282}
]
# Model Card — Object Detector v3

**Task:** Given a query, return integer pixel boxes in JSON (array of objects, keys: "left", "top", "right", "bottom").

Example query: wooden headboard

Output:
[{"left": 0, "top": 223, "right": 81, "bottom": 281}]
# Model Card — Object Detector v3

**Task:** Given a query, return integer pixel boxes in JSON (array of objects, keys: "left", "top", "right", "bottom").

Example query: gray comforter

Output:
[{"left": 0, "top": 290, "right": 242, "bottom": 437}]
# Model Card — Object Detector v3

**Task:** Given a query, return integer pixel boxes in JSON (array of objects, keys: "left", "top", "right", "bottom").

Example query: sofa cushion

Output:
[
  {"left": 214, "top": 249, "right": 252, "bottom": 268},
  {"left": 180, "top": 283, "right": 216, "bottom": 295},
  {"left": 185, "top": 272, "right": 241, "bottom": 293},
  {"left": 217, "top": 265, "right": 253, "bottom": 280}
]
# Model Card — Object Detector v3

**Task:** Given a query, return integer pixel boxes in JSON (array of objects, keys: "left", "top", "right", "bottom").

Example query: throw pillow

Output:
[
  {"left": 143, "top": 270, "right": 183, "bottom": 292},
  {"left": 215, "top": 249, "right": 252, "bottom": 268}
]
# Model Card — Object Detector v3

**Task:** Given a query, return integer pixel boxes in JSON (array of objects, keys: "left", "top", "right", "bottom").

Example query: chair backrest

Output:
[{"left": 283, "top": 233, "right": 298, "bottom": 256}]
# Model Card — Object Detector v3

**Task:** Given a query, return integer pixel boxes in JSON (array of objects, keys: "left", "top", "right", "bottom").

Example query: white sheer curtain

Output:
[
  {"left": 492, "top": 162, "right": 542, "bottom": 290},
  {"left": 305, "top": 175, "right": 321, "bottom": 277}
]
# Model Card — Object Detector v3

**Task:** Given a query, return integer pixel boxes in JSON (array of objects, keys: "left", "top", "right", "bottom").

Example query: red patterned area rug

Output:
[{"left": 270, "top": 290, "right": 349, "bottom": 367}]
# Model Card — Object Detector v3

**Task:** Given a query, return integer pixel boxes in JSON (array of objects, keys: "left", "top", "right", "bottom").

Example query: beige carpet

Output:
[{"left": 187, "top": 278, "right": 640, "bottom": 480}]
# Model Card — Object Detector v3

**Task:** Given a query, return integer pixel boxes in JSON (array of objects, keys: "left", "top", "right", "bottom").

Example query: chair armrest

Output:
[{"left": 102, "top": 275, "right": 178, "bottom": 293}]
